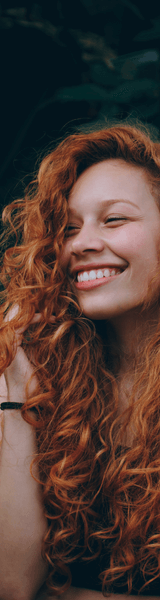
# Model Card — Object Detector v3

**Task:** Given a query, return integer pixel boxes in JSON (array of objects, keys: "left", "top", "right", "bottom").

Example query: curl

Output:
[{"left": 1, "top": 122, "right": 160, "bottom": 595}]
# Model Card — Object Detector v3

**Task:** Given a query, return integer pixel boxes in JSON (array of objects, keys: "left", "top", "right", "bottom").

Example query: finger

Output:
[
  {"left": 30, "top": 314, "right": 56, "bottom": 324},
  {"left": 13, "top": 314, "right": 43, "bottom": 348},
  {"left": 3, "top": 304, "right": 22, "bottom": 350},
  {"left": 15, "top": 313, "right": 56, "bottom": 347},
  {"left": 4, "top": 303, "right": 19, "bottom": 323},
  {"left": 4, "top": 308, "right": 56, "bottom": 349},
  {"left": 4, "top": 307, "right": 56, "bottom": 328}
]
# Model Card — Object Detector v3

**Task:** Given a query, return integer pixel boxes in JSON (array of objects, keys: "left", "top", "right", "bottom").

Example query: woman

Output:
[{"left": 0, "top": 124, "right": 160, "bottom": 600}]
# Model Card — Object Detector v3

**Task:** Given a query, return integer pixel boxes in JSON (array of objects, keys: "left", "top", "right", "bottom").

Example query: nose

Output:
[{"left": 70, "top": 223, "right": 105, "bottom": 255}]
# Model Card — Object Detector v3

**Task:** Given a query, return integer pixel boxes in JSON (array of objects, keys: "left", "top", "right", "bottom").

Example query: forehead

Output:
[{"left": 69, "top": 159, "right": 154, "bottom": 212}]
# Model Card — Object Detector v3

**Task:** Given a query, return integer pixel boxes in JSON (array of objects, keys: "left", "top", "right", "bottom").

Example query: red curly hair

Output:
[{"left": 1, "top": 123, "right": 160, "bottom": 596}]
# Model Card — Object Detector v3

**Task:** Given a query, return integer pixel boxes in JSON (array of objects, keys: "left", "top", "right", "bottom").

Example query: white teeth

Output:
[
  {"left": 104, "top": 268, "right": 110, "bottom": 278},
  {"left": 77, "top": 268, "right": 122, "bottom": 282},
  {"left": 83, "top": 272, "right": 89, "bottom": 281},
  {"left": 88, "top": 270, "right": 96, "bottom": 280},
  {"left": 97, "top": 269, "right": 103, "bottom": 279}
]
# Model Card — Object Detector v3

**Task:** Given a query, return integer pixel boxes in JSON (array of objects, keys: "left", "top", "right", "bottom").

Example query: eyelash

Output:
[
  {"left": 65, "top": 225, "right": 79, "bottom": 234},
  {"left": 105, "top": 217, "right": 126, "bottom": 223}
]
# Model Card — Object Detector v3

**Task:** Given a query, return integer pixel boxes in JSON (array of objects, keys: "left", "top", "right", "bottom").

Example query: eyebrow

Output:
[
  {"left": 99, "top": 199, "right": 140, "bottom": 209},
  {"left": 68, "top": 199, "right": 140, "bottom": 213}
]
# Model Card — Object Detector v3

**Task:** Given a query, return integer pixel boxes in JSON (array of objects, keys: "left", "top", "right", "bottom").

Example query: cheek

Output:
[
  {"left": 59, "top": 243, "right": 71, "bottom": 270},
  {"left": 115, "top": 227, "right": 156, "bottom": 265},
  {"left": 111, "top": 228, "right": 146, "bottom": 262}
]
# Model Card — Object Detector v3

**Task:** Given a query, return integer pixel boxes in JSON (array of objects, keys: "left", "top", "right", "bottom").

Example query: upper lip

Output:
[{"left": 70, "top": 263, "right": 128, "bottom": 276}]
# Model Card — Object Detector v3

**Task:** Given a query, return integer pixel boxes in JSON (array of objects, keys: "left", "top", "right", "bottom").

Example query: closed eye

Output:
[
  {"left": 65, "top": 217, "right": 127, "bottom": 236},
  {"left": 105, "top": 217, "right": 127, "bottom": 225},
  {"left": 65, "top": 225, "right": 80, "bottom": 236}
]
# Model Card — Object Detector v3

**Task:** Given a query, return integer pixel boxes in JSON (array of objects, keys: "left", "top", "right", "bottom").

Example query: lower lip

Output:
[{"left": 74, "top": 272, "right": 123, "bottom": 290}]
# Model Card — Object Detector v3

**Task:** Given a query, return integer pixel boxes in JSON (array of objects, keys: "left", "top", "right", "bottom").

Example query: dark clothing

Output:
[
  {"left": 69, "top": 446, "right": 160, "bottom": 596},
  {"left": 70, "top": 552, "right": 160, "bottom": 596}
]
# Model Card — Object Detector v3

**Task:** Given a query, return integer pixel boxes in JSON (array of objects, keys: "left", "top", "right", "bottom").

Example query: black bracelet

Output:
[
  {"left": 0, "top": 402, "right": 39, "bottom": 412},
  {"left": 0, "top": 402, "right": 23, "bottom": 410}
]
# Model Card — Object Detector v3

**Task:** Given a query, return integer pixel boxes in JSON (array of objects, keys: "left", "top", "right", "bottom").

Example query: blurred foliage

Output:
[
  {"left": 134, "top": 17, "right": 160, "bottom": 41},
  {"left": 70, "top": 30, "right": 117, "bottom": 68},
  {"left": 0, "top": 0, "right": 160, "bottom": 208},
  {"left": 80, "top": 0, "right": 144, "bottom": 20}
]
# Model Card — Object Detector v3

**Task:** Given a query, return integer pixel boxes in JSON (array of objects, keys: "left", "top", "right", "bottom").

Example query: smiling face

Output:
[{"left": 60, "top": 159, "right": 160, "bottom": 321}]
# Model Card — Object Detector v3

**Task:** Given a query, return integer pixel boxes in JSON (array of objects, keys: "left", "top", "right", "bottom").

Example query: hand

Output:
[{"left": 3, "top": 304, "right": 56, "bottom": 405}]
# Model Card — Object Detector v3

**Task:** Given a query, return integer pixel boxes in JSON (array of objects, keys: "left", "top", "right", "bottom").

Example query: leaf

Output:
[
  {"left": 121, "top": 0, "right": 144, "bottom": 20},
  {"left": 108, "top": 78, "right": 158, "bottom": 103},
  {"left": 70, "top": 29, "right": 116, "bottom": 68},
  {"left": 5, "top": 8, "right": 27, "bottom": 18},
  {"left": 81, "top": 0, "right": 144, "bottom": 18},
  {"left": 4, "top": 7, "right": 63, "bottom": 42},
  {"left": 135, "top": 101, "right": 159, "bottom": 119},
  {"left": 134, "top": 18, "right": 160, "bottom": 41},
  {"left": 113, "top": 49, "right": 159, "bottom": 68},
  {"left": 80, "top": 0, "right": 116, "bottom": 15},
  {"left": 90, "top": 63, "right": 119, "bottom": 86},
  {"left": 55, "top": 83, "right": 109, "bottom": 102},
  {"left": 54, "top": 77, "right": 158, "bottom": 105},
  {"left": 0, "top": 17, "right": 13, "bottom": 28}
]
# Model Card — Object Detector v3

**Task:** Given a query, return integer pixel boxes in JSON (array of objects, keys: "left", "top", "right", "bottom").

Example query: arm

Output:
[
  {"left": 0, "top": 339, "right": 49, "bottom": 600},
  {"left": 35, "top": 586, "right": 159, "bottom": 600},
  {"left": 63, "top": 592, "right": 159, "bottom": 600},
  {"left": 0, "top": 406, "right": 48, "bottom": 600}
]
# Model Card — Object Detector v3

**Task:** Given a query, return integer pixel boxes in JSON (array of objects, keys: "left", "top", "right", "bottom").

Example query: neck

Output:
[
  {"left": 104, "top": 304, "right": 160, "bottom": 447},
  {"left": 108, "top": 303, "right": 160, "bottom": 376}
]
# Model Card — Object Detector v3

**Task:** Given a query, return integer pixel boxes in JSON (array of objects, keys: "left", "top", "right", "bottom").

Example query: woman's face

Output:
[{"left": 61, "top": 159, "right": 160, "bottom": 320}]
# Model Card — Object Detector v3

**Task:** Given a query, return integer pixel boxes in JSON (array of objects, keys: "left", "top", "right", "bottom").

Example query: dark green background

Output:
[{"left": 0, "top": 0, "right": 160, "bottom": 214}]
